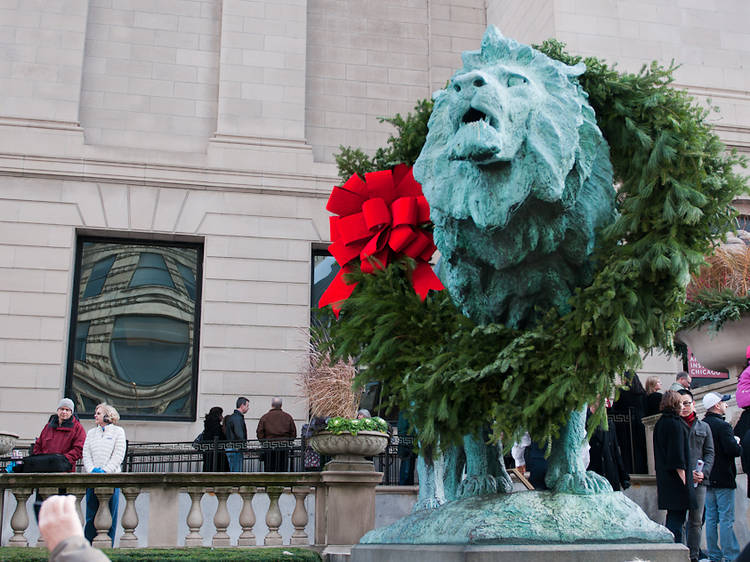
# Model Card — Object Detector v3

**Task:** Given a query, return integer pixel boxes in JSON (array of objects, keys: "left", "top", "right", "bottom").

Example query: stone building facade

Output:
[{"left": 0, "top": 0, "right": 748, "bottom": 442}]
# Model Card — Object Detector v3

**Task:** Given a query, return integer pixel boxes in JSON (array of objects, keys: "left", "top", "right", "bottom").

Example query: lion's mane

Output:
[{"left": 414, "top": 27, "right": 617, "bottom": 329}]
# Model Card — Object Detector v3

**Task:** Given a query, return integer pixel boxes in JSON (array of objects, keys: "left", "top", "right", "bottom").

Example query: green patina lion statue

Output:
[
  {"left": 415, "top": 26, "right": 617, "bottom": 330},
  {"left": 411, "top": 26, "right": 617, "bottom": 503}
]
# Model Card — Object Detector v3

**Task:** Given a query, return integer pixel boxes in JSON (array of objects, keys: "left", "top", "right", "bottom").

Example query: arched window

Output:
[{"left": 110, "top": 315, "right": 189, "bottom": 386}]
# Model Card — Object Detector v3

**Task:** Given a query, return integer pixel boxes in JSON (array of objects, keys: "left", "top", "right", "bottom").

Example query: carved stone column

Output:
[
  {"left": 92, "top": 487, "right": 113, "bottom": 549},
  {"left": 237, "top": 485, "right": 256, "bottom": 546},
  {"left": 290, "top": 486, "right": 311, "bottom": 545},
  {"left": 211, "top": 486, "right": 231, "bottom": 547},
  {"left": 70, "top": 488, "right": 86, "bottom": 525},
  {"left": 119, "top": 487, "right": 140, "bottom": 548},
  {"left": 185, "top": 487, "right": 205, "bottom": 547},
  {"left": 9, "top": 488, "right": 32, "bottom": 546},
  {"left": 264, "top": 486, "right": 284, "bottom": 545}
]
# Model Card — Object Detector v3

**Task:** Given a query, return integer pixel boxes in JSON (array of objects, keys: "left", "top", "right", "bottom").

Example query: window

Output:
[
  {"left": 110, "top": 315, "right": 190, "bottom": 385},
  {"left": 82, "top": 255, "right": 116, "bottom": 298},
  {"left": 177, "top": 263, "right": 197, "bottom": 300},
  {"left": 311, "top": 248, "right": 339, "bottom": 326},
  {"left": 66, "top": 237, "right": 203, "bottom": 421},
  {"left": 129, "top": 252, "right": 175, "bottom": 288},
  {"left": 74, "top": 321, "right": 90, "bottom": 361}
]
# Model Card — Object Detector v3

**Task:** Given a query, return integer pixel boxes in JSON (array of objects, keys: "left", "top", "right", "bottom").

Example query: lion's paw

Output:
[
  {"left": 457, "top": 475, "right": 497, "bottom": 498},
  {"left": 411, "top": 497, "right": 444, "bottom": 513},
  {"left": 550, "top": 470, "right": 613, "bottom": 495}
]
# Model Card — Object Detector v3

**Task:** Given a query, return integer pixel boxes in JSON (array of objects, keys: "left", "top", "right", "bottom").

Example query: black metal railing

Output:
[{"left": 1, "top": 436, "right": 417, "bottom": 486}]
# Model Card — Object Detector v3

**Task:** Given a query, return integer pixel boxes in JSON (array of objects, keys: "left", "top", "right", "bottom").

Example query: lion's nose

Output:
[{"left": 452, "top": 71, "right": 488, "bottom": 94}]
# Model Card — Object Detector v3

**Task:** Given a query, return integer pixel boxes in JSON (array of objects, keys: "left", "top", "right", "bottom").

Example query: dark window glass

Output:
[
  {"left": 177, "top": 263, "right": 196, "bottom": 300},
  {"left": 110, "top": 315, "right": 189, "bottom": 386},
  {"left": 129, "top": 252, "right": 175, "bottom": 288},
  {"left": 82, "top": 255, "right": 116, "bottom": 298},
  {"left": 67, "top": 238, "right": 202, "bottom": 421},
  {"left": 74, "top": 321, "right": 90, "bottom": 361},
  {"left": 311, "top": 250, "right": 339, "bottom": 326}
]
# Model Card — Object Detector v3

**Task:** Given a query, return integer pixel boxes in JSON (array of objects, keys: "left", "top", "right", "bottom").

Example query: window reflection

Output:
[{"left": 68, "top": 240, "right": 201, "bottom": 419}]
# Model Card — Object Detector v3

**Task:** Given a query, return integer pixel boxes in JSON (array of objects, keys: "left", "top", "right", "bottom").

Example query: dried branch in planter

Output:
[
  {"left": 299, "top": 331, "right": 360, "bottom": 419},
  {"left": 687, "top": 244, "right": 750, "bottom": 300}
]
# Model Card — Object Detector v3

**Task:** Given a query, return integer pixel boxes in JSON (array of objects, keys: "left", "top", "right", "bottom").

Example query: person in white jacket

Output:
[{"left": 82, "top": 403, "right": 126, "bottom": 545}]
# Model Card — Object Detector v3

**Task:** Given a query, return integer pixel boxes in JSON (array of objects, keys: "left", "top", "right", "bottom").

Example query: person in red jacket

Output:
[{"left": 34, "top": 398, "right": 86, "bottom": 472}]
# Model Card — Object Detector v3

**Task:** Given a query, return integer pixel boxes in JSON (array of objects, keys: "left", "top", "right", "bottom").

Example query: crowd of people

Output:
[
  {"left": 16, "top": 347, "right": 750, "bottom": 560},
  {"left": 197, "top": 395, "right": 297, "bottom": 473},
  {"left": 651, "top": 344, "right": 750, "bottom": 562}
]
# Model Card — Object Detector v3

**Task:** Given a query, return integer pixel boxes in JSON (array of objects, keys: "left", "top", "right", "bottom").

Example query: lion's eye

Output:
[
  {"left": 507, "top": 74, "right": 528, "bottom": 87},
  {"left": 453, "top": 83, "right": 461, "bottom": 92}
]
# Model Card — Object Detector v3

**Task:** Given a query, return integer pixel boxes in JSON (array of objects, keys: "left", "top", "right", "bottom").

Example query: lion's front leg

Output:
[
  {"left": 544, "top": 406, "right": 613, "bottom": 495},
  {"left": 457, "top": 428, "right": 511, "bottom": 498},
  {"left": 412, "top": 449, "right": 447, "bottom": 512}
]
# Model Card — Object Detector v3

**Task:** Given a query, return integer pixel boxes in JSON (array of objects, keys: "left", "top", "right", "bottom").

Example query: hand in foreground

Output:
[
  {"left": 692, "top": 470, "right": 705, "bottom": 484},
  {"left": 38, "top": 495, "right": 83, "bottom": 552}
]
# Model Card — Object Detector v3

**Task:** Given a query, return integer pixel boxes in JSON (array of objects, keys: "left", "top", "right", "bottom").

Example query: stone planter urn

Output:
[
  {"left": 0, "top": 431, "right": 19, "bottom": 456},
  {"left": 308, "top": 430, "right": 388, "bottom": 471},
  {"left": 676, "top": 314, "right": 750, "bottom": 378}
]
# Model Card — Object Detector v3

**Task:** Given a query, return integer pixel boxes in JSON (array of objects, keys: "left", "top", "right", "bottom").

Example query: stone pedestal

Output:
[
  {"left": 351, "top": 543, "right": 689, "bottom": 562},
  {"left": 317, "top": 470, "right": 383, "bottom": 550}
]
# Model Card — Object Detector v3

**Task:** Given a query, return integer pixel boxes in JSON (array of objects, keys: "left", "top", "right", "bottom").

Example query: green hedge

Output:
[{"left": 0, "top": 547, "right": 321, "bottom": 561}]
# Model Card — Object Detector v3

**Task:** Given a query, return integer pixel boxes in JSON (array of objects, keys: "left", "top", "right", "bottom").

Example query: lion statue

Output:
[
  {"left": 414, "top": 26, "right": 616, "bottom": 330},
  {"left": 412, "top": 26, "right": 617, "bottom": 500}
]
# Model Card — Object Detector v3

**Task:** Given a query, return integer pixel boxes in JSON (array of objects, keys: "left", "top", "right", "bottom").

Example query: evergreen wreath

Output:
[{"left": 325, "top": 40, "right": 747, "bottom": 451}]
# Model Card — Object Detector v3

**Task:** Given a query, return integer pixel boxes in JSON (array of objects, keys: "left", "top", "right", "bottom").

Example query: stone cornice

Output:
[{"left": 0, "top": 151, "right": 338, "bottom": 198}]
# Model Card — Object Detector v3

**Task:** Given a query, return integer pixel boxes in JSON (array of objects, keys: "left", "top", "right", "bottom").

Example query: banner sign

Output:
[{"left": 687, "top": 348, "right": 729, "bottom": 379}]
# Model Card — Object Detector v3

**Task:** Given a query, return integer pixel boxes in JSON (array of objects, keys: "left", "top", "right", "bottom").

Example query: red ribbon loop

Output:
[{"left": 319, "top": 166, "right": 443, "bottom": 316}]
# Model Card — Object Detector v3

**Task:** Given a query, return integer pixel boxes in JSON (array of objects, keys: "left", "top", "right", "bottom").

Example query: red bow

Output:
[{"left": 319, "top": 164, "right": 444, "bottom": 316}]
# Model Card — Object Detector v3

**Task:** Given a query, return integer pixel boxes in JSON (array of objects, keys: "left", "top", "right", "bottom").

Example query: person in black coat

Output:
[
  {"left": 644, "top": 376, "right": 663, "bottom": 417},
  {"left": 612, "top": 371, "right": 648, "bottom": 474},
  {"left": 702, "top": 392, "right": 742, "bottom": 562},
  {"left": 587, "top": 405, "right": 630, "bottom": 491},
  {"left": 653, "top": 390, "right": 694, "bottom": 543},
  {"left": 225, "top": 397, "right": 249, "bottom": 472},
  {"left": 202, "top": 406, "right": 229, "bottom": 472}
]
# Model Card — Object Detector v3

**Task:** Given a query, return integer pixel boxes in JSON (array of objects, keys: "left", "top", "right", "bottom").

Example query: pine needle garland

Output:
[{"left": 326, "top": 41, "right": 748, "bottom": 452}]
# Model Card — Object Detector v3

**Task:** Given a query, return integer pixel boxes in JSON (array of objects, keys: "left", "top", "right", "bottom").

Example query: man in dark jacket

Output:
[
  {"left": 678, "top": 390, "right": 714, "bottom": 562},
  {"left": 702, "top": 391, "right": 742, "bottom": 562},
  {"left": 33, "top": 398, "right": 86, "bottom": 472},
  {"left": 257, "top": 397, "right": 296, "bottom": 472},
  {"left": 587, "top": 405, "right": 630, "bottom": 491},
  {"left": 224, "top": 397, "right": 249, "bottom": 472}
]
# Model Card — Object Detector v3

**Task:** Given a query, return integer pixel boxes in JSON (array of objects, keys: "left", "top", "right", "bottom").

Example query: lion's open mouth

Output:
[{"left": 461, "top": 107, "right": 499, "bottom": 130}]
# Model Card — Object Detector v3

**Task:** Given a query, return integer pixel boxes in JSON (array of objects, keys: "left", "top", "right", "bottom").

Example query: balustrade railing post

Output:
[
  {"left": 70, "top": 488, "right": 86, "bottom": 526},
  {"left": 290, "top": 486, "right": 310, "bottom": 545},
  {"left": 119, "top": 487, "right": 140, "bottom": 548},
  {"left": 92, "top": 487, "right": 114, "bottom": 549},
  {"left": 264, "top": 485, "right": 284, "bottom": 545},
  {"left": 237, "top": 485, "right": 256, "bottom": 546},
  {"left": 185, "top": 487, "right": 204, "bottom": 547},
  {"left": 9, "top": 487, "right": 32, "bottom": 546},
  {"left": 211, "top": 486, "right": 232, "bottom": 547},
  {"left": 35, "top": 487, "right": 57, "bottom": 548}
]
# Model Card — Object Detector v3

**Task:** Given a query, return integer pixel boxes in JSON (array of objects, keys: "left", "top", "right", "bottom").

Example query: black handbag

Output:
[{"left": 18, "top": 453, "right": 72, "bottom": 473}]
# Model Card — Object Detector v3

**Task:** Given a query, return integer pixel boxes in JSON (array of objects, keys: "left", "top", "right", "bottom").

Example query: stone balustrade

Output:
[{"left": 0, "top": 471, "right": 380, "bottom": 550}]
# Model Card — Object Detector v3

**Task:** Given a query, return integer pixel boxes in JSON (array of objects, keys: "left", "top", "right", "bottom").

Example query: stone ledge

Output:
[{"left": 351, "top": 543, "right": 689, "bottom": 562}]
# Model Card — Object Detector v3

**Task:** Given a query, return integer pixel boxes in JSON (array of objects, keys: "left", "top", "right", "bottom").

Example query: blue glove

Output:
[
  {"left": 4, "top": 461, "right": 16, "bottom": 473},
  {"left": 91, "top": 467, "right": 105, "bottom": 473}
]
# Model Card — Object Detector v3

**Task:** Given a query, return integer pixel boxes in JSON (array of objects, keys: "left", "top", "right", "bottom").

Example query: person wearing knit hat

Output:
[
  {"left": 703, "top": 390, "right": 742, "bottom": 562},
  {"left": 32, "top": 398, "right": 86, "bottom": 473}
]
